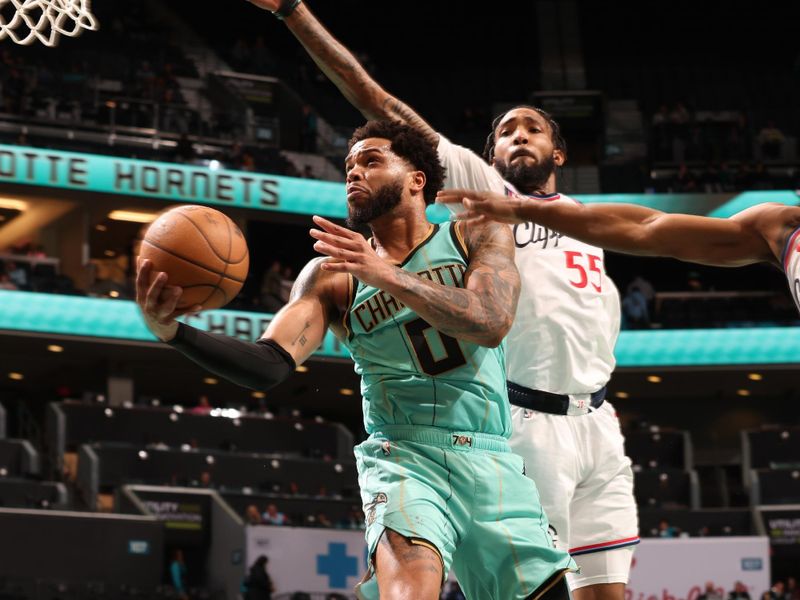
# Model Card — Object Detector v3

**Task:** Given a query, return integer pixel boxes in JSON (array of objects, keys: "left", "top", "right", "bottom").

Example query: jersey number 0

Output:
[{"left": 404, "top": 317, "right": 467, "bottom": 376}]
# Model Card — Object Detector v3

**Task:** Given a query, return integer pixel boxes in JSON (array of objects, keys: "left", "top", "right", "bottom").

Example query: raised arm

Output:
[
  {"left": 136, "top": 257, "right": 337, "bottom": 390},
  {"left": 246, "top": 0, "right": 438, "bottom": 144},
  {"left": 437, "top": 189, "right": 774, "bottom": 267},
  {"left": 310, "top": 216, "right": 520, "bottom": 347}
]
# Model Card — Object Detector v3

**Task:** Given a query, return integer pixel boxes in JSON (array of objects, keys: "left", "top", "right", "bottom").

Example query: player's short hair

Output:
[
  {"left": 348, "top": 120, "right": 445, "bottom": 205},
  {"left": 482, "top": 105, "right": 568, "bottom": 163}
]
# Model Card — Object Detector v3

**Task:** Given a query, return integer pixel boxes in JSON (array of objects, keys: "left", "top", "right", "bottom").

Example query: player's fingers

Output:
[
  {"left": 135, "top": 259, "right": 152, "bottom": 304},
  {"left": 144, "top": 271, "right": 168, "bottom": 314},
  {"left": 436, "top": 189, "right": 479, "bottom": 204},
  {"left": 319, "top": 260, "right": 355, "bottom": 272},
  {"left": 463, "top": 198, "right": 495, "bottom": 213},
  {"left": 309, "top": 229, "right": 362, "bottom": 251},
  {"left": 156, "top": 286, "right": 182, "bottom": 322},
  {"left": 313, "top": 241, "right": 358, "bottom": 261},
  {"left": 312, "top": 215, "right": 355, "bottom": 238}
]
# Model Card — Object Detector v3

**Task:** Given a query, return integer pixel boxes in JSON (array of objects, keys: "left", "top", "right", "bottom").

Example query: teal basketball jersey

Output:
[{"left": 341, "top": 222, "right": 511, "bottom": 437}]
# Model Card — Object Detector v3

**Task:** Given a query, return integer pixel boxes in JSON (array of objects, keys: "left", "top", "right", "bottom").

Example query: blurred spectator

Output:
[
  {"left": 190, "top": 394, "right": 214, "bottom": 415},
  {"left": 5, "top": 261, "right": 28, "bottom": 289},
  {"left": 170, "top": 549, "right": 189, "bottom": 600},
  {"left": 262, "top": 503, "right": 289, "bottom": 526},
  {"left": 674, "top": 163, "right": 698, "bottom": 192},
  {"left": 0, "top": 273, "right": 18, "bottom": 290},
  {"left": 698, "top": 583, "right": 724, "bottom": 600},
  {"left": 729, "top": 581, "right": 752, "bottom": 600},
  {"left": 622, "top": 284, "right": 650, "bottom": 330},
  {"left": 757, "top": 121, "right": 785, "bottom": 159},
  {"left": 260, "top": 260, "right": 284, "bottom": 313},
  {"left": 243, "top": 555, "right": 274, "bottom": 600},
  {"left": 337, "top": 505, "right": 365, "bottom": 530},
  {"left": 787, "top": 578, "right": 799, "bottom": 600},
  {"left": 175, "top": 133, "right": 196, "bottom": 163},
  {"left": 658, "top": 519, "right": 678, "bottom": 538},
  {"left": 245, "top": 504, "right": 263, "bottom": 525},
  {"left": 300, "top": 104, "right": 318, "bottom": 152},
  {"left": 686, "top": 270, "right": 705, "bottom": 292},
  {"left": 751, "top": 163, "right": 774, "bottom": 190},
  {"left": 302, "top": 164, "right": 315, "bottom": 179},
  {"left": 197, "top": 471, "right": 212, "bottom": 488},
  {"left": 766, "top": 582, "right": 786, "bottom": 600},
  {"left": 628, "top": 276, "right": 655, "bottom": 305},
  {"left": 316, "top": 512, "right": 333, "bottom": 528},
  {"left": 280, "top": 265, "right": 295, "bottom": 303}
]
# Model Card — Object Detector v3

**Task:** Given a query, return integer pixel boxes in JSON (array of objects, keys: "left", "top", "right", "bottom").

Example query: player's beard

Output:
[
  {"left": 494, "top": 153, "right": 556, "bottom": 194},
  {"left": 346, "top": 180, "right": 404, "bottom": 228}
]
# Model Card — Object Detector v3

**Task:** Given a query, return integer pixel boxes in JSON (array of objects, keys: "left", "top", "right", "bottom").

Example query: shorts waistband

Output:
[
  {"left": 507, "top": 381, "right": 606, "bottom": 415},
  {"left": 369, "top": 425, "right": 511, "bottom": 452}
]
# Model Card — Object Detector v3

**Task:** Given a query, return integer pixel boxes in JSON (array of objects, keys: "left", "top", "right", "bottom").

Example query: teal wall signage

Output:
[
  {"left": 0, "top": 143, "right": 348, "bottom": 218},
  {"left": 1, "top": 291, "right": 798, "bottom": 367},
  {"left": 0, "top": 144, "right": 797, "bottom": 220}
]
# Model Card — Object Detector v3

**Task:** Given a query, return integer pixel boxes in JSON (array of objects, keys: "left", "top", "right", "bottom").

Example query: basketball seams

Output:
[
  {"left": 176, "top": 207, "right": 249, "bottom": 265},
  {"left": 141, "top": 238, "right": 246, "bottom": 284}
]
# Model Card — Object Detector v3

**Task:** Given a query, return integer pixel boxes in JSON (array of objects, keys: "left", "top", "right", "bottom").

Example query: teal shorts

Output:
[{"left": 353, "top": 425, "right": 576, "bottom": 600}]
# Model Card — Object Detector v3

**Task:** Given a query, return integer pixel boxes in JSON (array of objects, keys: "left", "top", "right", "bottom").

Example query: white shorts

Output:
[{"left": 509, "top": 400, "right": 639, "bottom": 589}]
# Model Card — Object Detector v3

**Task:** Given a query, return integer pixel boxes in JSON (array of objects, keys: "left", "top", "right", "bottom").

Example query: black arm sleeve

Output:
[{"left": 166, "top": 322, "right": 296, "bottom": 390}]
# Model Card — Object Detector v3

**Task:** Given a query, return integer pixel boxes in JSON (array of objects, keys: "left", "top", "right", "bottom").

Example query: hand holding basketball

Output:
[{"left": 135, "top": 258, "right": 197, "bottom": 342}]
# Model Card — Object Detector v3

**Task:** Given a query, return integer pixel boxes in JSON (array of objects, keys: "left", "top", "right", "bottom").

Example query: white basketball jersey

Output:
[
  {"left": 438, "top": 136, "right": 621, "bottom": 402},
  {"left": 782, "top": 227, "right": 800, "bottom": 312}
]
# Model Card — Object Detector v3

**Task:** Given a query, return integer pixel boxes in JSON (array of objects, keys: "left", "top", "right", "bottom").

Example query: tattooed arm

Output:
[
  {"left": 135, "top": 256, "right": 341, "bottom": 390},
  {"left": 385, "top": 221, "right": 521, "bottom": 347},
  {"left": 311, "top": 217, "right": 520, "bottom": 348},
  {"left": 262, "top": 257, "right": 342, "bottom": 365},
  {"left": 249, "top": 1, "right": 439, "bottom": 145}
]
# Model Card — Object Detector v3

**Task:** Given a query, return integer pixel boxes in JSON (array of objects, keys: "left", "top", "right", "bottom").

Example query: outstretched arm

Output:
[
  {"left": 246, "top": 0, "right": 438, "bottom": 144},
  {"left": 310, "top": 216, "right": 520, "bottom": 347},
  {"left": 437, "top": 189, "right": 773, "bottom": 267},
  {"left": 136, "top": 257, "right": 335, "bottom": 390}
]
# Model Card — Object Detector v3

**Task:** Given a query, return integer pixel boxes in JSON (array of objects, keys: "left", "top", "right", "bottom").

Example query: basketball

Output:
[{"left": 138, "top": 205, "right": 249, "bottom": 311}]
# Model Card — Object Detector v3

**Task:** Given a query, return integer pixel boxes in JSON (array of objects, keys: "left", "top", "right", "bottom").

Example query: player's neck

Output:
[
  {"left": 369, "top": 206, "right": 432, "bottom": 265},
  {"left": 517, "top": 172, "right": 558, "bottom": 196}
]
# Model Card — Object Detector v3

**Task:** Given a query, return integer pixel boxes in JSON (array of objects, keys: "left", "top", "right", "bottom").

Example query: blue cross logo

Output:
[{"left": 317, "top": 542, "right": 358, "bottom": 588}]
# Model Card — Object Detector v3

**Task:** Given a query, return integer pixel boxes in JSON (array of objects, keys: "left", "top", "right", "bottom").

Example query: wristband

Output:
[{"left": 274, "top": 0, "right": 301, "bottom": 20}]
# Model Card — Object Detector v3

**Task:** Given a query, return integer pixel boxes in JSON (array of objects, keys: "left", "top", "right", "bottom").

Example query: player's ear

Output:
[
  {"left": 553, "top": 149, "right": 566, "bottom": 167},
  {"left": 409, "top": 170, "right": 426, "bottom": 195}
]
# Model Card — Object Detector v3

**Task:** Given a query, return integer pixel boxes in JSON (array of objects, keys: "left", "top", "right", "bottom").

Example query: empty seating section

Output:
[
  {"left": 743, "top": 427, "right": 800, "bottom": 505},
  {"left": 625, "top": 429, "right": 690, "bottom": 470},
  {"left": 77, "top": 442, "right": 357, "bottom": 500},
  {"left": 751, "top": 469, "right": 800, "bottom": 505},
  {"left": 634, "top": 469, "right": 699, "bottom": 509},
  {"left": 49, "top": 401, "right": 353, "bottom": 460},
  {"left": 0, "top": 479, "right": 68, "bottom": 509},
  {"left": 743, "top": 427, "right": 800, "bottom": 470},
  {"left": 0, "top": 439, "right": 39, "bottom": 478}
]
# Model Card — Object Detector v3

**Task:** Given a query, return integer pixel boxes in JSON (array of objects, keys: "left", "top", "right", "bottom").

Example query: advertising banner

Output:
[
  {"left": 246, "top": 529, "right": 770, "bottom": 598},
  {"left": 627, "top": 538, "right": 770, "bottom": 600}
]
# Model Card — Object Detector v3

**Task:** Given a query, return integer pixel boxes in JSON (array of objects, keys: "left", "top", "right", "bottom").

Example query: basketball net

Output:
[{"left": 0, "top": 0, "right": 98, "bottom": 47}]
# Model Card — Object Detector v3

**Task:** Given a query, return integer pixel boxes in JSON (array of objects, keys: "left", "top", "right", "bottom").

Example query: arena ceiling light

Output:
[
  {"left": 8, "top": 372, "right": 23, "bottom": 380},
  {"left": 0, "top": 198, "right": 28, "bottom": 211},
  {"left": 747, "top": 373, "right": 763, "bottom": 381},
  {"left": 107, "top": 209, "right": 158, "bottom": 223},
  {"left": 646, "top": 375, "right": 662, "bottom": 383},
  {"left": 737, "top": 389, "right": 751, "bottom": 397},
  {"left": 614, "top": 391, "right": 629, "bottom": 399},
  {"left": 339, "top": 388, "right": 355, "bottom": 396},
  {"left": 47, "top": 344, "right": 64, "bottom": 353},
  {"left": 295, "top": 365, "right": 309, "bottom": 373}
]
